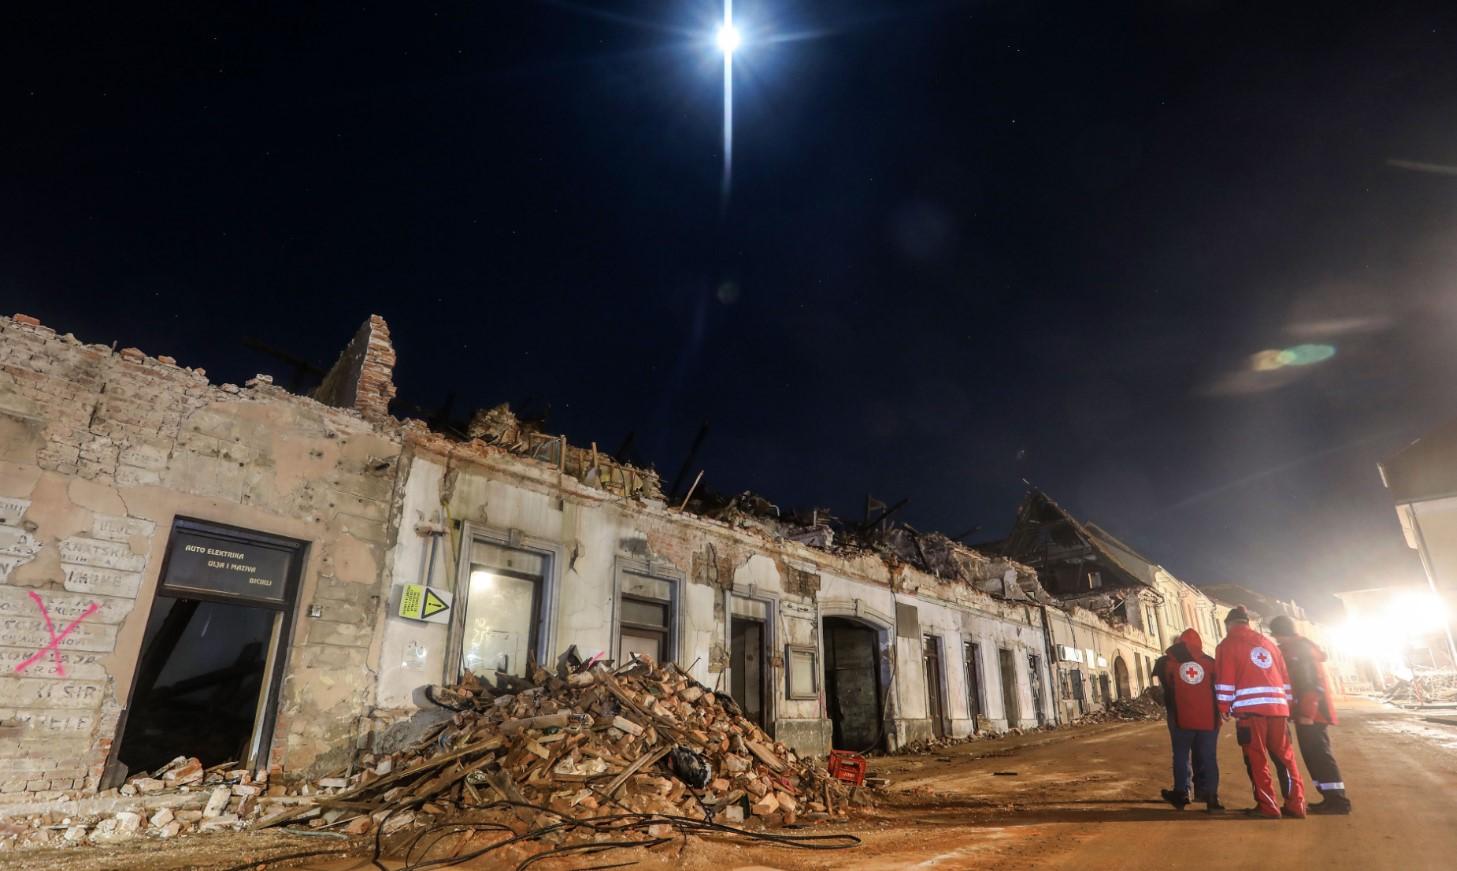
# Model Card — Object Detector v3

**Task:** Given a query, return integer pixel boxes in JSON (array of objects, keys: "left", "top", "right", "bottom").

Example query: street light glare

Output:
[{"left": 717, "top": 22, "right": 741, "bottom": 55}]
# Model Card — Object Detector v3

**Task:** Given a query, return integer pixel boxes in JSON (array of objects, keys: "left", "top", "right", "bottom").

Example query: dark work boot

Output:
[
  {"left": 1161, "top": 789, "right": 1188, "bottom": 810},
  {"left": 1204, "top": 797, "right": 1226, "bottom": 814},
  {"left": 1309, "top": 795, "right": 1352, "bottom": 815}
]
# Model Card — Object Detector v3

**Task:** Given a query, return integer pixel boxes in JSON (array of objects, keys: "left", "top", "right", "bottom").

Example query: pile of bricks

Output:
[
  {"left": 254, "top": 654, "right": 856, "bottom": 847},
  {"left": 0, "top": 757, "right": 286, "bottom": 849}
]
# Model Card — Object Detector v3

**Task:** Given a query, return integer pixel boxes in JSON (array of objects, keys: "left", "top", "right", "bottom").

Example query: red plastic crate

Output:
[{"left": 827, "top": 749, "right": 868, "bottom": 787}]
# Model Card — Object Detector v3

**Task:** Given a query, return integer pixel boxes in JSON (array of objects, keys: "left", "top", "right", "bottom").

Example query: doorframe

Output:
[
  {"left": 818, "top": 601, "right": 895, "bottom": 752},
  {"left": 107, "top": 516, "right": 308, "bottom": 785},
  {"left": 1027, "top": 652, "right": 1048, "bottom": 726},
  {"left": 922, "top": 633, "right": 948, "bottom": 738},
  {"left": 724, "top": 586, "right": 777, "bottom": 735},
  {"left": 962, "top": 638, "right": 984, "bottom": 733},
  {"left": 997, "top": 647, "right": 1022, "bottom": 727}
]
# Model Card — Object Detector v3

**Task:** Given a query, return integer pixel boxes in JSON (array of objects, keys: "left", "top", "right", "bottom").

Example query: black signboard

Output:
[{"left": 161, "top": 522, "right": 302, "bottom": 606}]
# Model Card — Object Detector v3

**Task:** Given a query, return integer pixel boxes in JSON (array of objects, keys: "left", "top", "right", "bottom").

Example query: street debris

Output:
[
  {"left": 1077, "top": 688, "right": 1165, "bottom": 723},
  {"left": 1381, "top": 667, "right": 1457, "bottom": 708},
  {"left": 0, "top": 653, "right": 864, "bottom": 865},
  {"left": 248, "top": 653, "right": 861, "bottom": 867}
]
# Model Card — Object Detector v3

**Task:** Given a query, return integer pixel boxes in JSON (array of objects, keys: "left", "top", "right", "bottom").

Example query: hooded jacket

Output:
[
  {"left": 1215, "top": 623, "right": 1293, "bottom": 718},
  {"left": 1278, "top": 634, "right": 1338, "bottom": 725},
  {"left": 1156, "top": 628, "right": 1218, "bottom": 731}
]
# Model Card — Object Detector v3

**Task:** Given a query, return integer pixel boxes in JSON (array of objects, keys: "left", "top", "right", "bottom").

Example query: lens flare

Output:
[{"left": 716, "top": 22, "right": 741, "bottom": 54}]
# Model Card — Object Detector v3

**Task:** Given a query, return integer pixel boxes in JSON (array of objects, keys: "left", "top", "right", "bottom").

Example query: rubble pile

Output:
[
  {"left": 248, "top": 653, "right": 858, "bottom": 864},
  {"left": 678, "top": 488, "right": 1049, "bottom": 602},
  {"left": 0, "top": 757, "right": 283, "bottom": 849},
  {"left": 1, "top": 656, "right": 861, "bottom": 860},
  {"left": 888, "top": 722, "right": 1056, "bottom": 756},
  {"left": 1078, "top": 688, "right": 1164, "bottom": 723},
  {"left": 1382, "top": 667, "right": 1457, "bottom": 708}
]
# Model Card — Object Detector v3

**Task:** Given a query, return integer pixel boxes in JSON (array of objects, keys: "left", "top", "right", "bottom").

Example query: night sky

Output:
[{"left": 6, "top": 2, "right": 1457, "bottom": 616}]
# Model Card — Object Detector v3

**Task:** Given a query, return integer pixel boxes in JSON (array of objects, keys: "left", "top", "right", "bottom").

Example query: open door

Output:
[
  {"left": 824, "top": 617, "right": 882, "bottom": 752},
  {"left": 729, "top": 597, "right": 768, "bottom": 728},
  {"left": 110, "top": 519, "right": 305, "bottom": 783}
]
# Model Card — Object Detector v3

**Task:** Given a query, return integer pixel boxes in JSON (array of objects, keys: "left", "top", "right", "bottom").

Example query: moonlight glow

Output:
[
  {"left": 717, "top": 22, "right": 741, "bottom": 55},
  {"left": 718, "top": 1, "right": 737, "bottom": 205}
]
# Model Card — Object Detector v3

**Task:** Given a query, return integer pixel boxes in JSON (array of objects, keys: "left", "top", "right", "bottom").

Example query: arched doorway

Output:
[
  {"left": 823, "top": 616, "right": 884, "bottom": 752},
  {"left": 1114, "top": 655, "right": 1132, "bottom": 700}
]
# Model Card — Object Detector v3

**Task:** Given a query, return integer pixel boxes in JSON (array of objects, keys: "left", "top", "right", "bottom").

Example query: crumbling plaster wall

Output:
[
  {"left": 0, "top": 315, "right": 403, "bottom": 801},
  {"left": 1046, "top": 605, "right": 1163, "bottom": 721},
  {"left": 373, "top": 442, "right": 1053, "bottom": 756}
]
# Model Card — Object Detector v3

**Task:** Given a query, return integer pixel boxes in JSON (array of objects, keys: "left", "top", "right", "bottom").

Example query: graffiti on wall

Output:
[{"left": 11, "top": 590, "right": 99, "bottom": 677}]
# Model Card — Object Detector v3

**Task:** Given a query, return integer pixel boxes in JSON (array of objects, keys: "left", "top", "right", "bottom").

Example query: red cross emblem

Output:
[
  {"left": 1250, "top": 646, "right": 1273, "bottom": 669},
  {"left": 1179, "top": 661, "right": 1204, "bottom": 684}
]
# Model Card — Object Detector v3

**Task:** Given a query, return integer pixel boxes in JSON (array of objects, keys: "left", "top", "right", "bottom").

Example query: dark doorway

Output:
[
  {"left": 963, "top": 641, "right": 983, "bottom": 733},
  {"left": 1114, "top": 656, "right": 1132, "bottom": 700},
  {"left": 998, "top": 648, "right": 1020, "bottom": 726},
  {"left": 923, "top": 635, "right": 945, "bottom": 738},
  {"left": 117, "top": 598, "right": 276, "bottom": 774},
  {"left": 111, "top": 519, "right": 304, "bottom": 785},
  {"left": 730, "top": 616, "right": 766, "bottom": 727},
  {"left": 1099, "top": 672, "right": 1112, "bottom": 704},
  {"left": 824, "top": 617, "right": 882, "bottom": 752},
  {"left": 1028, "top": 654, "right": 1047, "bottom": 726}
]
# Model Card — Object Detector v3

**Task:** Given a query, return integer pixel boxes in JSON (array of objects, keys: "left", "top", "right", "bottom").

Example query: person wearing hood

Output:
[
  {"left": 1269, "top": 615, "right": 1351, "bottom": 814},
  {"left": 1152, "top": 627, "right": 1223, "bottom": 812}
]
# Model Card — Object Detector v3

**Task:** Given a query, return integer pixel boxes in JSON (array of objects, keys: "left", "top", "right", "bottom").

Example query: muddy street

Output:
[
  {"left": 848, "top": 698, "right": 1457, "bottom": 870},
  {"left": 7, "top": 699, "right": 1454, "bottom": 871}
]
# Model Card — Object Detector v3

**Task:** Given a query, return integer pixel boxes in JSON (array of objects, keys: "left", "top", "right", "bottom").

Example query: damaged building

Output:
[
  {"left": 989, "top": 490, "right": 1242, "bottom": 723},
  {"left": 0, "top": 312, "right": 1233, "bottom": 804}
]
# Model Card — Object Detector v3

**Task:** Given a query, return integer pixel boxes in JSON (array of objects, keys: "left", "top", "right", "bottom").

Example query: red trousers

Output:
[{"left": 1237, "top": 715, "right": 1305, "bottom": 816}]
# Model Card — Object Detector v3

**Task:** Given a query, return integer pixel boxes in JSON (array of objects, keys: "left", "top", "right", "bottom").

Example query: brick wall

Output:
[
  {"left": 0, "top": 314, "right": 404, "bottom": 801},
  {"left": 313, "top": 314, "right": 397, "bottom": 422}
]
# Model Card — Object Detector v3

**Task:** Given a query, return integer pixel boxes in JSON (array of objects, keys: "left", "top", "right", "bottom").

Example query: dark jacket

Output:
[{"left": 1278, "top": 634, "right": 1338, "bottom": 725}]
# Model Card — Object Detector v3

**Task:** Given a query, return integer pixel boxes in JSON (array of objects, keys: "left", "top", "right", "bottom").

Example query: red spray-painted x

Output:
[{"left": 12, "top": 590, "right": 99, "bottom": 677}]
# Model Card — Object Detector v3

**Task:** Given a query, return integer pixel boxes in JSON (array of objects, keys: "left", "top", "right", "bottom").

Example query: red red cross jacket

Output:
[
  {"left": 1214, "top": 623, "right": 1292, "bottom": 718},
  {"left": 1157, "top": 628, "right": 1218, "bottom": 730},
  {"left": 1278, "top": 634, "right": 1338, "bottom": 725}
]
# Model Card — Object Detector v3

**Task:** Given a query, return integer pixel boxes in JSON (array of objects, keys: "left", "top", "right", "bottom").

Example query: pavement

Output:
[{"left": 4, "top": 698, "right": 1454, "bottom": 870}]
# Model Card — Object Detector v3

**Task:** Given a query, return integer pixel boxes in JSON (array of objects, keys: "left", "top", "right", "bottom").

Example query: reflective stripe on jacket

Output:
[{"left": 1214, "top": 623, "right": 1292, "bottom": 718}]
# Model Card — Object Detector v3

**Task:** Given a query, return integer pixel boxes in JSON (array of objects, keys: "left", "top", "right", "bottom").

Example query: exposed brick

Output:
[{"left": 313, "top": 315, "right": 397, "bottom": 422}]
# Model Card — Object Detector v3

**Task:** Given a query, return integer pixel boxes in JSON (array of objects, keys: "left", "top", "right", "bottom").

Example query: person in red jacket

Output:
[
  {"left": 1214, "top": 606, "right": 1306, "bottom": 819},
  {"left": 1152, "top": 628, "right": 1223, "bottom": 812},
  {"left": 1269, "top": 615, "right": 1351, "bottom": 814}
]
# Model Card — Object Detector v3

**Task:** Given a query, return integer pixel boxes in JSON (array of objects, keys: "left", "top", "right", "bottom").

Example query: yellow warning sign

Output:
[
  {"left": 398, "top": 584, "right": 452, "bottom": 623},
  {"left": 422, "top": 588, "right": 449, "bottom": 619}
]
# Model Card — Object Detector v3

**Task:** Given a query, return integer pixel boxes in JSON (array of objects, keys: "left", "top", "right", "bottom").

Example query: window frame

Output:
[
  {"left": 613, "top": 556, "right": 683, "bottom": 667},
  {"left": 784, "top": 643, "right": 819, "bottom": 700},
  {"left": 449, "top": 524, "right": 561, "bottom": 682}
]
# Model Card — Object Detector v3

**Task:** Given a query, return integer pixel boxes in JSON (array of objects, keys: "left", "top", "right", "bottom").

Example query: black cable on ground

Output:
[{"left": 217, "top": 797, "right": 860, "bottom": 871}]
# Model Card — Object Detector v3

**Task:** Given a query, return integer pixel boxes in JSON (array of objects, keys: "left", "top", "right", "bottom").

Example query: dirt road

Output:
[
  {"left": 848, "top": 698, "right": 1457, "bottom": 870},
  {"left": 7, "top": 699, "right": 1454, "bottom": 870}
]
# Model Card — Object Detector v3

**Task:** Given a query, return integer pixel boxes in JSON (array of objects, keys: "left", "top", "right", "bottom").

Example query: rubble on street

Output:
[
  {"left": 1076, "top": 688, "right": 1165, "bottom": 723},
  {"left": 2, "top": 653, "right": 862, "bottom": 864}
]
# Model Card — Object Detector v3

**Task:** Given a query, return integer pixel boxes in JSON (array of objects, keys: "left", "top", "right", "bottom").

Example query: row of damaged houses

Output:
[{"left": 0, "top": 312, "right": 1325, "bottom": 802}]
